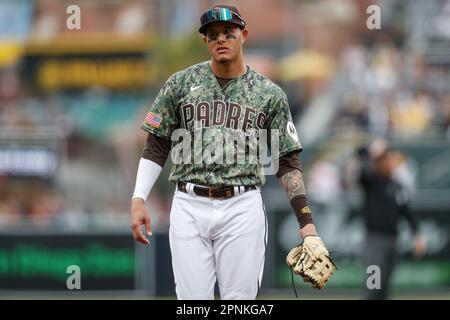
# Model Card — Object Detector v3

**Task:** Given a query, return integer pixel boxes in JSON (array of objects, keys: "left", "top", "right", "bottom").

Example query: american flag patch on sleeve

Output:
[{"left": 144, "top": 112, "right": 162, "bottom": 128}]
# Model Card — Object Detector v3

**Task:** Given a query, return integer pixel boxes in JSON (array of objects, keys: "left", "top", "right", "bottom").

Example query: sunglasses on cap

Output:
[{"left": 199, "top": 7, "right": 246, "bottom": 34}]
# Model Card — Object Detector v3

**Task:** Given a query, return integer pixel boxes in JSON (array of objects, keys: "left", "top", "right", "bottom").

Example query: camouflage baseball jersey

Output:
[{"left": 141, "top": 61, "right": 302, "bottom": 187}]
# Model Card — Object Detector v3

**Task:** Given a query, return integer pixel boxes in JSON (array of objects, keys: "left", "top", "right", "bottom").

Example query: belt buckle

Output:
[
  {"left": 208, "top": 187, "right": 233, "bottom": 199},
  {"left": 208, "top": 187, "right": 219, "bottom": 199}
]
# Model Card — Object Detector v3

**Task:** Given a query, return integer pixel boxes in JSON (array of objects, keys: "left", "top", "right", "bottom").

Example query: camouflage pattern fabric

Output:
[{"left": 141, "top": 61, "right": 302, "bottom": 187}]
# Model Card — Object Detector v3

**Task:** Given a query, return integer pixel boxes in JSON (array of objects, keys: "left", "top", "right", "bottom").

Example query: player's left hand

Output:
[
  {"left": 286, "top": 236, "right": 336, "bottom": 289},
  {"left": 300, "top": 223, "right": 318, "bottom": 239}
]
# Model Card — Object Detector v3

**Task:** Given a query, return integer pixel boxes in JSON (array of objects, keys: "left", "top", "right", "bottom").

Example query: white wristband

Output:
[{"left": 132, "top": 158, "right": 163, "bottom": 202}]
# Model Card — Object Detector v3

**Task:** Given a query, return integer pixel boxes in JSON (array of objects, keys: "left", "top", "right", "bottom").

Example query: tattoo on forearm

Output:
[{"left": 278, "top": 170, "right": 306, "bottom": 200}]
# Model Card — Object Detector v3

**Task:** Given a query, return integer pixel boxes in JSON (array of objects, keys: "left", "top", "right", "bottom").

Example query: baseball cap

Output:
[{"left": 199, "top": 5, "right": 246, "bottom": 35}]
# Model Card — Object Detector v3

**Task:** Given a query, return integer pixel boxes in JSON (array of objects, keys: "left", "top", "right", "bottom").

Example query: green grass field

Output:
[{"left": 2, "top": 289, "right": 450, "bottom": 300}]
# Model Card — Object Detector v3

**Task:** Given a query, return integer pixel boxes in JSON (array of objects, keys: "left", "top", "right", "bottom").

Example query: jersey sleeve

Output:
[
  {"left": 265, "top": 88, "right": 303, "bottom": 157},
  {"left": 141, "top": 75, "right": 180, "bottom": 139}
]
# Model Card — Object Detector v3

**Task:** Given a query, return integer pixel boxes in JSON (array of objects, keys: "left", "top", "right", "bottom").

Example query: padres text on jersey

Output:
[{"left": 142, "top": 61, "right": 302, "bottom": 187}]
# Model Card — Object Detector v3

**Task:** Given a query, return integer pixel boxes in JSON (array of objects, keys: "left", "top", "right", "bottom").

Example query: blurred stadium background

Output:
[{"left": 0, "top": 0, "right": 449, "bottom": 299}]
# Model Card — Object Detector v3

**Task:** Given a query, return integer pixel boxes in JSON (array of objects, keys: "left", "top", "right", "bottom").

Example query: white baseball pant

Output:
[{"left": 169, "top": 184, "right": 267, "bottom": 300}]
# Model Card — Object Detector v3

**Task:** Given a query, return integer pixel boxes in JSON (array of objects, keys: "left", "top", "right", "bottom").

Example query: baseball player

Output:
[{"left": 130, "top": 5, "right": 333, "bottom": 300}]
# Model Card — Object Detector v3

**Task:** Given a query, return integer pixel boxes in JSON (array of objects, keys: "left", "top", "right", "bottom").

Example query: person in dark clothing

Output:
[{"left": 357, "top": 140, "right": 426, "bottom": 300}]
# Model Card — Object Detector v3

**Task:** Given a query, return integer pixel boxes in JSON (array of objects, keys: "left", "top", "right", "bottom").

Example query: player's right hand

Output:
[{"left": 130, "top": 198, "right": 152, "bottom": 245}]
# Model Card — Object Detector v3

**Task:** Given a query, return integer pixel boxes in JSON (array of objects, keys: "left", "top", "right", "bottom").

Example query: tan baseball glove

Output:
[{"left": 286, "top": 236, "right": 336, "bottom": 289}]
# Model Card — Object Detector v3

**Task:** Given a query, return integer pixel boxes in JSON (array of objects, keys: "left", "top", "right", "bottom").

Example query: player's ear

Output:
[
  {"left": 241, "top": 28, "right": 248, "bottom": 44},
  {"left": 202, "top": 34, "right": 207, "bottom": 44}
]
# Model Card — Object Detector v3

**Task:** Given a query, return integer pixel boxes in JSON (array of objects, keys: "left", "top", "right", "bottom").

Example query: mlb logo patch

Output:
[{"left": 145, "top": 112, "right": 162, "bottom": 128}]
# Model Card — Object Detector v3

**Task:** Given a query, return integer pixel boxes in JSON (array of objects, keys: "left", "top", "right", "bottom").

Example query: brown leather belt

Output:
[{"left": 177, "top": 182, "right": 257, "bottom": 199}]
